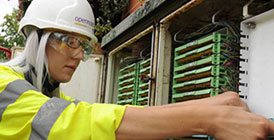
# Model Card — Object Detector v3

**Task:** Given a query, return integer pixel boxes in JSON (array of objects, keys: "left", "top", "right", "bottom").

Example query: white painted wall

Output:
[
  {"left": 60, "top": 55, "right": 104, "bottom": 104},
  {"left": 241, "top": 9, "right": 274, "bottom": 118}
]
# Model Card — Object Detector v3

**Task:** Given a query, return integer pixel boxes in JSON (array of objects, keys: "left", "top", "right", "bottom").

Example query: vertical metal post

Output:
[
  {"left": 104, "top": 54, "right": 116, "bottom": 103},
  {"left": 149, "top": 21, "right": 160, "bottom": 106},
  {"left": 155, "top": 22, "right": 172, "bottom": 106},
  {"left": 98, "top": 54, "right": 107, "bottom": 103}
]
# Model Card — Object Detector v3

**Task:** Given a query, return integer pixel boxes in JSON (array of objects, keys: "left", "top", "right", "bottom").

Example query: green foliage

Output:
[
  {"left": 95, "top": 0, "right": 130, "bottom": 41},
  {"left": 97, "top": 0, "right": 130, "bottom": 20},
  {"left": 0, "top": 9, "right": 25, "bottom": 60},
  {"left": 95, "top": 17, "right": 112, "bottom": 39}
]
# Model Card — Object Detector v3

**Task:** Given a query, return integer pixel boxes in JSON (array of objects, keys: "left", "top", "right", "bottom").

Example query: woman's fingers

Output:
[{"left": 269, "top": 121, "right": 274, "bottom": 136}]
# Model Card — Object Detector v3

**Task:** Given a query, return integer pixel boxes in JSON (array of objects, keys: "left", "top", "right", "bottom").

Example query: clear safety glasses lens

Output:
[{"left": 48, "top": 32, "right": 95, "bottom": 61}]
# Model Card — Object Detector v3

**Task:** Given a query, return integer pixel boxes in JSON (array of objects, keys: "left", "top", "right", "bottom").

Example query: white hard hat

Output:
[{"left": 19, "top": 0, "right": 97, "bottom": 41}]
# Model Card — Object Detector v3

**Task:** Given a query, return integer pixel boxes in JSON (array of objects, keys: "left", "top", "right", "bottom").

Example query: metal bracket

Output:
[
  {"left": 212, "top": 8, "right": 224, "bottom": 25},
  {"left": 243, "top": 0, "right": 254, "bottom": 19}
]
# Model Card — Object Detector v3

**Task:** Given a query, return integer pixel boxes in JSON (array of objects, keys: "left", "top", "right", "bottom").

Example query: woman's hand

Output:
[
  {"left": 205, "top": 106, "right": 274, "bottom": 140},
  {"left": 116, "top": 92, "right": 274, "bottom": 140},
  {"left": 200, "top": 91, "right": 250, "bottom": 111},
  {"left": 161, "top": 92, "right": 249, "bottom": 111}
]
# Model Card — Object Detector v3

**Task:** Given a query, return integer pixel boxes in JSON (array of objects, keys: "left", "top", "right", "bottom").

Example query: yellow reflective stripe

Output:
[
  {"left": 29, "top": 97, "right": 71, "bottom": 140},
  {"left": 0, "top": 79, "right": 38, "bottom": 122}
]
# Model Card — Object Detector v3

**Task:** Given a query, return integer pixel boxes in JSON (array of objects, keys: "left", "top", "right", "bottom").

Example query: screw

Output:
[{"left": 245, "top": 22, "right": 256, "bottom": 29}]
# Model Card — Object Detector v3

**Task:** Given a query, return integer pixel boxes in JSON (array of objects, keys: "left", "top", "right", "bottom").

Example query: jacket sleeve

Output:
[
  {"left": 0, "top": 66, "right": 127, "bottom": 140},
  {"left": 49, "top": 102, "right": 126, "bottom": 140}
]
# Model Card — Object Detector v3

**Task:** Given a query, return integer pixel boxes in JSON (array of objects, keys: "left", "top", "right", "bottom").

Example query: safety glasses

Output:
[{"left": 47, "top": 32, "right": 95, "bottom": 61}]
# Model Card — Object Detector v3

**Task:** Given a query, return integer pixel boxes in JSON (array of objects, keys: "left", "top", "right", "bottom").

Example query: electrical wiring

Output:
[
  {"left": 212, "top": 9, "right": 241, "bottom": 41},
  {"left": 172, "top": 11, "right": 242, "bottom": 100},
  {"left": 223, "top": 76, "right": 234, "bottom": 90},
  {"left": 222, "top": 64, "right": 239, "bottom": 91},
  {"left": 220, "top": 87, "right": 229, "bottom": 92},
  {"left": 220, "top": 47, "right": 240, "bottom": 92},
  {"left": 173, "top": 24, "right": 221, "bottom": 43},
  {"left": 222, "top": 42, "right": 233, "bottom": 51},
  {"left": 174, "top": 29, "right": 185, "bottom": 43},
  {"left": 221, "top": 49, "right": 240, "bottom": 55}
]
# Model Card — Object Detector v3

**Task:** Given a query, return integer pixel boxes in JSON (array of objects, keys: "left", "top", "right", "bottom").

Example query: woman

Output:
[{"left": 0, "top": 0, "right": 273, "bottom": 139}]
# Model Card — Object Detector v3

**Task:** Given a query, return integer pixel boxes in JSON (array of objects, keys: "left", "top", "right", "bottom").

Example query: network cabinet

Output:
[{"left": 101, "top": 0, "right": 274, "bottom": 139}]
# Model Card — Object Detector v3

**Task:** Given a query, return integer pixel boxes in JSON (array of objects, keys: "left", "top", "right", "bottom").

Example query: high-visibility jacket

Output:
[{"left": 0, "top": 65, "right": 126, "bottom": 140}]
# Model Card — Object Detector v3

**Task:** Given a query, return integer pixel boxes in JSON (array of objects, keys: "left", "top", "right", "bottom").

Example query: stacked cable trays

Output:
[
  {"left": 137, "top": 58, "right": 151, "bottom": 106},
  {"left": 117, "top": 63, "right": 139, "bottom": 105},
  {"left": 172, "top": 32, "right": 239, "bottom": 103}
]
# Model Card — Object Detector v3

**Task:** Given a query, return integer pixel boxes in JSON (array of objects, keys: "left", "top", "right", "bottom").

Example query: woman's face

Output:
[{"left": 46, "top": 31, "right": 86, "bottom": 83}]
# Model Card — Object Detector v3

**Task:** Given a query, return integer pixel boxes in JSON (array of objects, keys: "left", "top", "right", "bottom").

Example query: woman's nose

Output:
[{"left": 72, "top": 50, "right": 84, "bottom": 60}]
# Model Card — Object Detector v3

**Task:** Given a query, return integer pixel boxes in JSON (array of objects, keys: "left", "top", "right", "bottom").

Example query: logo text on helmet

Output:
[{"left": 74, "top": 17, "right": 94, "bottom": 27}]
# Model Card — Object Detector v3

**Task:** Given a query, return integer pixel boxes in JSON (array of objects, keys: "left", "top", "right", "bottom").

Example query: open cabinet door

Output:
[
  {"left": 60, "top": 54, "right": 104, "bottom": 104},
  {"left": 240, "top": 8, "right": 274, "bottom": 118}
]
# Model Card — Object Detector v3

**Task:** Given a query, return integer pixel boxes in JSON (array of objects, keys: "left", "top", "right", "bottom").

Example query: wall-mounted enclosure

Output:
[{"left": 100, "top": 0, "right": 274, "bottom": 138}]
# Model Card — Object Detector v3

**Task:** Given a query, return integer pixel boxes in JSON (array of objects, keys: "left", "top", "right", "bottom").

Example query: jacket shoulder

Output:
[{"left": 0, "top": 65, "right": 25, "bottom": 86}]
